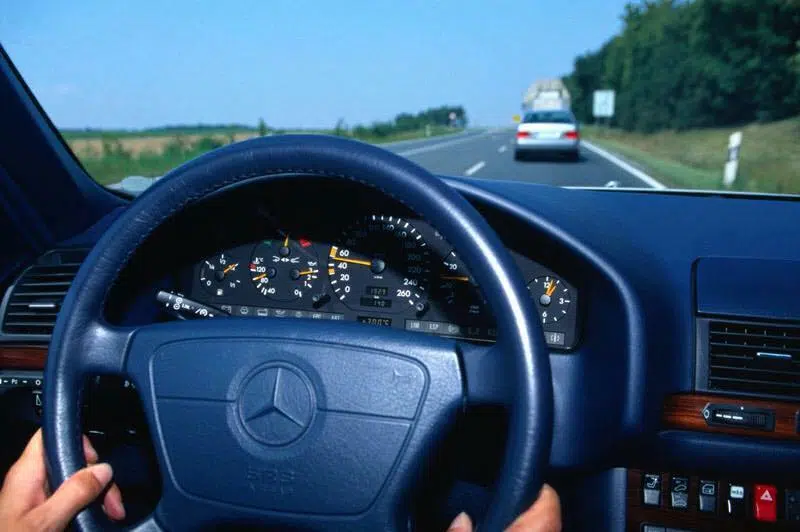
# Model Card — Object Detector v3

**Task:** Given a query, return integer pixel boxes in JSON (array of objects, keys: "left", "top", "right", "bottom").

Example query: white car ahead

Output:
[{"left": 514, "top": 110, "right": 580, "bottom": 161}]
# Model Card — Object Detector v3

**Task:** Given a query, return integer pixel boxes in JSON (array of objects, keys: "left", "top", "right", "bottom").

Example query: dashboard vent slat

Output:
[
  {"left": 2, "top": 249, "right": 89, "bottom": 337},
  {"left": 707, "top": 319, "right": 800, "bottom": 399}
]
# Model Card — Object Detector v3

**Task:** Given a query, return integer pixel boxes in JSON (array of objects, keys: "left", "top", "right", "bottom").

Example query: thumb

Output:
[
  {"left": 448, "top": 512, "right": 473, "bottom": 532},
  {"left": 29, "top": 463, "right": 113, "bottom": 531}
]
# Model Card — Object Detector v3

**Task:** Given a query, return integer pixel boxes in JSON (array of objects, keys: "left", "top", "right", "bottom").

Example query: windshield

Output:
[{"left": 2, "top": 1, "right": 799, "bottom": 195}]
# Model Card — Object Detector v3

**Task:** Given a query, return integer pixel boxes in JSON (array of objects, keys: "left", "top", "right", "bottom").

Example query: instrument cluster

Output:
[{"left": 182, "top": 213, "right": 579, "bottom": 348}]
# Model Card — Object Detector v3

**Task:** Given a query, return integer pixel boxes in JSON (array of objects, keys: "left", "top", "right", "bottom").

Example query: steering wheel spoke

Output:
[
  {"left": 462, "top": 343, "right": 514, "bottom": 406},
  {"left": 78, "top": 322, "right": 136, "bottom": 376}
]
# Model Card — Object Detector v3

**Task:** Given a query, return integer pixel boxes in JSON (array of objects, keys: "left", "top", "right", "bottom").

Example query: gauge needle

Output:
[
  {"left": 298, "top": 269, "right": 318, "bottom": 276},
  {"left": 252, "top": 273, "right": 266, "bottom": 281},
  {"left": 283, "top": 234, "right": 290, "bottom": 247},
  {"left": 223, "top": 263, "right": 239, "bottom": 274},
  {"left": 545, "top": 280, "right": 558, "bottom": 297},
  {"left": 332, "top": 256, "right": 373, "bottom": 267},
  {"left": 441, "top": 275, "right": 470, "bottom": 282}
]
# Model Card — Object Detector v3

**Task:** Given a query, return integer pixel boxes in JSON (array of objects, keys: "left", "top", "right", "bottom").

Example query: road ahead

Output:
[{"left": 382, "top": 129, "right": 664, "bottom": 189}]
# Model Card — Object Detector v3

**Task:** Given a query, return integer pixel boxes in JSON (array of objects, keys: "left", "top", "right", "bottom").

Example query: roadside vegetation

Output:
[
  {"left": 560, "top": 0, "right": 798, "bottom": 193},
  {"left": 64, "top": 105, "right": 467, "bottom": 185},
  {"left": 584, "top": 116, "right": 800, "bottom": 193},
  {"left": 563, "top": 0, "right": 799, "bottom": 133}
]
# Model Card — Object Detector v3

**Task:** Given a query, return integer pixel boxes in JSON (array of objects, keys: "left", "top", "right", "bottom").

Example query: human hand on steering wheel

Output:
[
  {"left": 448, "top": 485, "right": 561, "bottom": 531},
  {"left": 0, "top": 429, "right": 559, "bottom": 531},
  {"left": 0, "top": 430, "right": 124, "bottom": 531}
]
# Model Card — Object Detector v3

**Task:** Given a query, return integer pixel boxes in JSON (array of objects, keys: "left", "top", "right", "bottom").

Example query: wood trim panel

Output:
[
  {"left": 663, "top": 393, "right": 799, "bottom": 441},
  {"left": 0, "top": 345, "right": 47, "bottom": 370}
]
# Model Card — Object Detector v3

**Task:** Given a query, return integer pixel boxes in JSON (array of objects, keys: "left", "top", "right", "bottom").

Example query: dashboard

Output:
[{"left": 181, "top": 213, "right": 579, "bottom": 348}]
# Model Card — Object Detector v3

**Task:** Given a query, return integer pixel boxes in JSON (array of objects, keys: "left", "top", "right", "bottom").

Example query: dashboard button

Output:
[
  {"left": 786, "top": 489, "right": 800, "bottom": 521},
  {"left": 642, "top": 473, "right": 661, "bottom": 507},
  {"left": 698, "top": 480, "right": 717, "bottom": 513},
  {"left": 753, "top": 484, "right": 777, "bottom": 522},
  {"left": 727, "top": 483, "right": 746, "bottom": 518},
  {"left": 670, "top": 476, "right": 689, "bottom": 509}
]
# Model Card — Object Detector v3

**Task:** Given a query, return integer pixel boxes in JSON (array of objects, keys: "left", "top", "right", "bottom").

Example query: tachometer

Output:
[
  {"left": 327, "top": 215, "right": 431, "bottom": 313},
  {"left": 249, "top": 234, "right": 319, "bottom": 302},
  {"left": 438, "top": 250, "right": 484, "bottom": 316}
]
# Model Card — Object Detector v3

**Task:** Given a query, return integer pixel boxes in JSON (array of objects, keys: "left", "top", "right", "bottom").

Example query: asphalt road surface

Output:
[{"left": 382, "top": 129, "right": 664, "bottom": 189}]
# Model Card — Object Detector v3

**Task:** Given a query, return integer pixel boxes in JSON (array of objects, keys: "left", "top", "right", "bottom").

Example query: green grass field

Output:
[
  {"left": 67, "top": 126, "right": 461, "bottom": 185},
  {"left": 583, "top": 116, "right": 800, "bottom": 194}
]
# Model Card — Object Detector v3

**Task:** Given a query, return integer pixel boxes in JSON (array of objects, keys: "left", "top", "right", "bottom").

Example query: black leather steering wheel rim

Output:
[{"left": 44, "top": 135, "right": 553, "bottom": 531}]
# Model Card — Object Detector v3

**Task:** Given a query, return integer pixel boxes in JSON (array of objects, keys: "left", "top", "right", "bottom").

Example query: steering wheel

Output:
[{"left": 44, "top": 135, "right": 553, "bottom": 531}]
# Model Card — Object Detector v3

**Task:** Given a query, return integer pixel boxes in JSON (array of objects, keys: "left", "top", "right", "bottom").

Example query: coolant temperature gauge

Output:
[
  {"left": 528, "top": 275, "right": 572, "bottom": 324},
  {"left": 250, "top": 234, "right": 319, "bottom": 302}
]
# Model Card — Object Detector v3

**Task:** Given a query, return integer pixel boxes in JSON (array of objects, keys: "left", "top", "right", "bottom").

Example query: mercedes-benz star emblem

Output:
[{"left": 239, "top": 364, "right": 315, "bottom": 446}]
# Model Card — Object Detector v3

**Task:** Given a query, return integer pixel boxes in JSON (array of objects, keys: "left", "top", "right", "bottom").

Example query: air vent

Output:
[
  {"left": 1, "top": 249, "right": 89, "bottom": 337},
  {"left": 708, "top": 320, "right": 800, "bottom": 399}
]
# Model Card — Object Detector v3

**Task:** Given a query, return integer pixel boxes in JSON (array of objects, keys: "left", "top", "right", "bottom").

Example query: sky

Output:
[{"left": 1, "top": 0, "right": 630, "bottom": 129}]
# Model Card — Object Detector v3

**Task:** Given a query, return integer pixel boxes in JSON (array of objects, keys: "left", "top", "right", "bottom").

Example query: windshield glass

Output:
[
  {"left": 2, "top": 1, "right": 799, "bottom": 195},
  {"left": 523, "top": 112, "right": 575, "bottom": 124}
]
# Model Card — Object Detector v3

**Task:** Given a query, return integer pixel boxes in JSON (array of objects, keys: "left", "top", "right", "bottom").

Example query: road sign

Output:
[{"left": 593, "top": 90, "right": 615, "bottom": 118}]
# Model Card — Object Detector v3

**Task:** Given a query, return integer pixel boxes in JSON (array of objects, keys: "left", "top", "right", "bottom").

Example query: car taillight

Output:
[
  {"left": 516, "top": 131, "right": 530, "bottom": 138},
  {"left": 562, "top": 130, "right": 579, "bottom": 140}
]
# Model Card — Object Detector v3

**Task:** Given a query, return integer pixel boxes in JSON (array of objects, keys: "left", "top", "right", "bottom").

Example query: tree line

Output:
[
  {"left": 563, "top": 0, "right": 800, "bottom": 132},
  {"left": 347, "top": 105, "right": 468, "bottom": 138}
]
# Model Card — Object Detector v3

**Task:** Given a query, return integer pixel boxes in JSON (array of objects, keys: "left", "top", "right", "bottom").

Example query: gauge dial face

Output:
[
  {"left": 438, "top": 250, "right": 484, "bottom": 317},
  {"left": 199, "top": 253, "right": 242, "bottom": 297},
  {"left": 327, "top": 215, "right": 431, "bottom": 313},
  {"left": 249, "top": 235, "right": 319, "bottom": 302},
  {"left": 528, "top": 275, "right": 572, "bottom": 324}
]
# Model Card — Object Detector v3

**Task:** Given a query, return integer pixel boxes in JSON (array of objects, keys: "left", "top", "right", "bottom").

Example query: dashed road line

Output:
[{"left": 464, "top": 161, "right": 486, "bottom": 176}]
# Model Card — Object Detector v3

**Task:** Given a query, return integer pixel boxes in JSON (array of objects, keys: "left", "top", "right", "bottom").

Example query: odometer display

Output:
[{"left": 328, "top": 215, "right": 431, "bottom": 313}]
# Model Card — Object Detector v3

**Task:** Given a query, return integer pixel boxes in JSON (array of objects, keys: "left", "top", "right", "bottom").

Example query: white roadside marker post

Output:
[{"left": 723, "top": 131, "right": 742, "bottom": 187}]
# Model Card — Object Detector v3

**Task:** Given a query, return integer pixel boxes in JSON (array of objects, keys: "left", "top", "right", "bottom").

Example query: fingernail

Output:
[
  {"left": 89, "top": 463, "right": 113, "bottom": 486},
  {"left": 113, "top": 499, "right": 126, "bottom": 520},
  {"left": 448, "top": 512, "right": 471, "bottom": 531}
]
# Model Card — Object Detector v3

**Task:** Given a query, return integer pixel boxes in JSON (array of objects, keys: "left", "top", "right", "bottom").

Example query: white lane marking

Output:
[
  {"left": 464, "top": 161, "right": 486, "bottom": 176},
  {"left": 398, "top": 132, "right": 489, "bottom": 157},
  {"left": 498, "top": 145, "right": 507, "bottom": 153},
  {"left": 382, "top": 130, "right": 470, "bottom": 148},
  {"left": 581, "top": 141, "right": 666, "bottom": 189}
]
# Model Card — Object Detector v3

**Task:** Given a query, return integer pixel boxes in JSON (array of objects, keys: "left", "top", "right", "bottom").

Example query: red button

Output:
[{"left": 754, "top": 484, "right": 777, "bottom": 522}]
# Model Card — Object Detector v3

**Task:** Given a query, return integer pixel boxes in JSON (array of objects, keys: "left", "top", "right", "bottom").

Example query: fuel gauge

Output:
[{"left": 199, "top": 253, "right": 242, "bottom": 297}]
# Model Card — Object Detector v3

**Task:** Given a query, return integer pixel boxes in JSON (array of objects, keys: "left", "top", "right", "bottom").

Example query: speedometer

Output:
[{"left": 327, "top": 215, "right": 431, "bottom": 313}]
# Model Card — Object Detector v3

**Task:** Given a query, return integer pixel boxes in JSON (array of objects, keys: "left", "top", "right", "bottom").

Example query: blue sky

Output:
[{"left": 1, "top": 1, "right": 629, "bottom": 129}]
